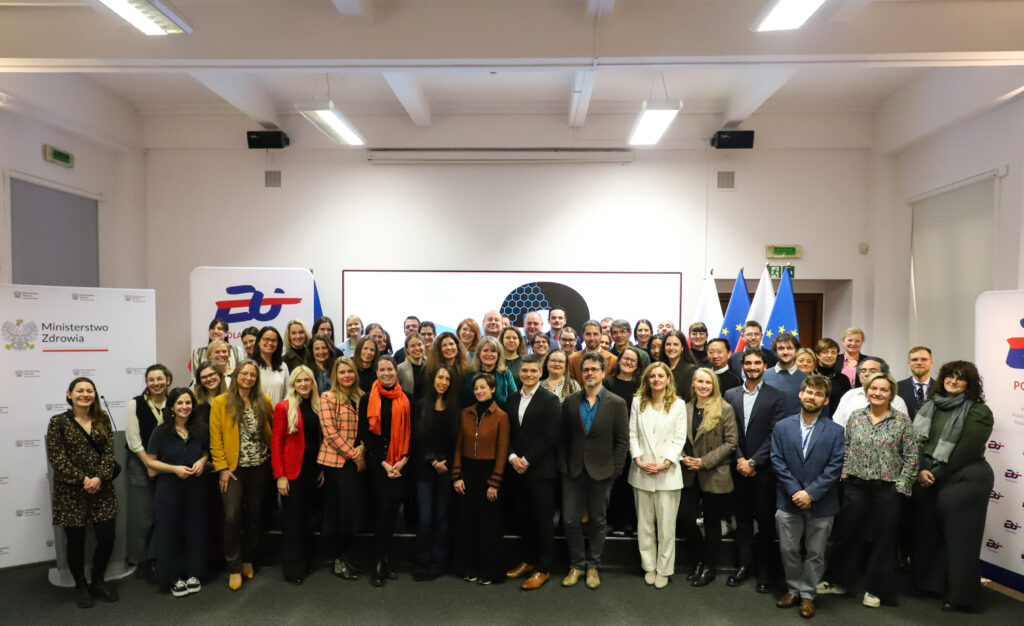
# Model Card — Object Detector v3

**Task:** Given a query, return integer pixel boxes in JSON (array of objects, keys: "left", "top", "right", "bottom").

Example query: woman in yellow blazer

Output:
[
  {"left": 679, "top": 367, "right": 738, "bottom": 587},
  {"left": 628, "top": 362, "right": 688, "bottom": 590},
  {"left": 208, "top": 359, "right": 273, "bottom": 591}
]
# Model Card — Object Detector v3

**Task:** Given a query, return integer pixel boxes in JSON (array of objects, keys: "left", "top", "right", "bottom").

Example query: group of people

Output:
[{"left": 45, "top": 308, "right": 994, "bottom": 618}]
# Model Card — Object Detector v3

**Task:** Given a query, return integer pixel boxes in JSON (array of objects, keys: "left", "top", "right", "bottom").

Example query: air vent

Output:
[
  {"left": 265, "top": 170, "right": 281, "bottom": 188},
  {"left": 717, "top": 170, "right": 735, "bottom": 190}
]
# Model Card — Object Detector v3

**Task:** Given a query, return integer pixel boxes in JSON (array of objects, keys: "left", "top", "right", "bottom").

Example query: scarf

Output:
[
  {"left": 367, "top": 380, "right": 411, "bottom": 466},
  {"left": 913, "top": 393, "right": 972, "bottom": 464}
]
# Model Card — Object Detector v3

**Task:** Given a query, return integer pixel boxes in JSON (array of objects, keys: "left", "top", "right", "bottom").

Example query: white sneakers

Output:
[
  {"left": 862, "top": 592, "right": 881, "bottom": 608},
  {"left": 172, "top": 577, "right": 202, "bottom": 597},
  {"left": 815, "top": 581, "right": 847, "bottom": 595}
]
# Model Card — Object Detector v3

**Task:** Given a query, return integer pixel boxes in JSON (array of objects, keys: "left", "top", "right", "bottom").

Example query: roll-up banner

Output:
[
  {"left": 0, "top": 284, "right": 155, "bottom": 571},
  {"left": 189, "top": 267, "right": 317, "bottom": 354},
  {"left": 976, "top": 290, "right": 1024, "bottom": 592}
]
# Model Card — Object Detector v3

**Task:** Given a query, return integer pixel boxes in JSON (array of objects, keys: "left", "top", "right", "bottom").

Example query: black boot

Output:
[
  {"left": 687, "top": 562, "right": 705, "bottom": 581},
  {"left": 73, "top": 582, "right": 94, "bottom": 608},
  {"left": 88, "top": 580, "right": 119, "bottom": 603},
  {"left": 371, "top": 561, "right": 386, "bottom": 587},
  {"left": 382, "top": 558, "right": 399, "bottom": 581}
]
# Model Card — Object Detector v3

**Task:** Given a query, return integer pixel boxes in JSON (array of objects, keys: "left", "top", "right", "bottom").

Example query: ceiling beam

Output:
[
  {"left": 875, "top": 66, "right": 1024, "bottom": 154},
  {"left": 382, "top": 72, "right": 431, "bottom": 127},
  {"left": 721, "top": 66, "right": 798, "bottom": 128},
  {"left": 569, "top": 70, "right": 595, "bottom": 128},
  {"left": 189, "top": 70, "right": 281, "bottom": 129},
  {"left": 830, "top": 0, "right": 875, "bottom": 23},
  {"left": 586, "top": 0, "right": 615, "bottom": 16},
  {"left": 331, "top": 0, "right": 373, "bottom": 19}
]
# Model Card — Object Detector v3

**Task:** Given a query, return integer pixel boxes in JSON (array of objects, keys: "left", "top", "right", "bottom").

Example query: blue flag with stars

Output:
[
  {"left": 762, "top": 267, "right": 798, "bottom": 348},
  {"left": 719, "top": 269, "right": 751, "bottom": 351}
]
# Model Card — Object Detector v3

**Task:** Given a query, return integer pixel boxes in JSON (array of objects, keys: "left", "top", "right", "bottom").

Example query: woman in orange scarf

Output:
[{"left": 357, "top": 355, "right": 411, "bottom": 587}]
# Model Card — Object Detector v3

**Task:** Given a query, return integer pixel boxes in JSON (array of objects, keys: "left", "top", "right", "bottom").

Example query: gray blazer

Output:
[
  {"left": 558, "top": 389, "right": 629, "bottom": 481},
  {"left": 397, "top": 360, "right": 421, "bottom": 396},
  {"left": 682, "top": 401, "right": 738, "bottom": 494}
]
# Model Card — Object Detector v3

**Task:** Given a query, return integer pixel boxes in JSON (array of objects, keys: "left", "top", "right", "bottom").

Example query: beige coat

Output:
[
  {"left": 682, "top": 401, "right": 738, "bottom": 494},
  {"left": 627, "top": 396, "right": 688, "bottom": 492}
]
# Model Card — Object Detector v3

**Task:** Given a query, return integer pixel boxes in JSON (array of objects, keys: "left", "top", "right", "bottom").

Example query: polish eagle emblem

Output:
[{"left": 3, "top": 319, "right": 38, "bottom": 351}]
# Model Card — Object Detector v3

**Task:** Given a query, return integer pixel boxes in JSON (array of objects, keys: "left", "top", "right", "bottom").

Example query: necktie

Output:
[{"left": 915, "top": 383, "right": 924, "bottom": 408}]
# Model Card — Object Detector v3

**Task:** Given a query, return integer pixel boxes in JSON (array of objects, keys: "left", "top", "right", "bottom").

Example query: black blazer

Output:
[
  {"left": 728, "top": 349, "right": 778, "bottom": 378},
  {"left": 724, "top": 383, "right": 787, "bottom": 467},
  {"left": 507, "top": 386, "right": 561, "bottom": 480},
  {"left": 897, "top": 377, "right": 934, "bottom": 419},
  {"left": 558, "top": 389, "right": 629, "bottom": 481}
]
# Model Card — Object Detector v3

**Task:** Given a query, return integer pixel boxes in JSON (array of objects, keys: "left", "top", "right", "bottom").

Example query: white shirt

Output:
[
  {"left": 509, "top": 384, "right": 539, "bottom": 463},
  {"left": 831, "top": 387, "right": 909, "bottom": 428}
]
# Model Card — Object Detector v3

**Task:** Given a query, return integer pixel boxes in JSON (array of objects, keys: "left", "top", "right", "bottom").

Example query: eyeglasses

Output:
[
  {"left": 260, "top": 337, "right": 278, "bottom": 344},
  {"left": 199, "top": 373, "right": 220, "bottom": 382},
  {"left": 581, "top": 366, "right": 602, "bottom": 373},
  {"left": 619, "top": 357, "right": 638, "bottom": 364}
]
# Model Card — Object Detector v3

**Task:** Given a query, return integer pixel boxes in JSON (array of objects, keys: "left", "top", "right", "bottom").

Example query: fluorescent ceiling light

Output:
[
  {"left": 297, "top": 100, "right": 365, "bottom": 146},
  {"left": 752, "top": 0, "right": 828, "bottom": 32},
  {"left": 94, "top": 0, "right": 192, "bottom": 35},
  {"left": 628, "top": 100, "right": 682, "bottom": 146}
]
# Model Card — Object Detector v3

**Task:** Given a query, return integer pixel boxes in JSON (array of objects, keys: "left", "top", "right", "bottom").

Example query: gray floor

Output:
[{"left": 2, "top": 561, "right": 1018, "bottom": 625}]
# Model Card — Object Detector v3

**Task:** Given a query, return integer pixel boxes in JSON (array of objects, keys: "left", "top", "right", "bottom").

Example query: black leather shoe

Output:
[
  {"left": 371, "top": 561, "right": 386, "bottom": 587},
  {"left": 382, "top": 559, "right": 399, "bottom": 581},
  {"left": 88, "top": 582, "right": 119, "bottom": 603},
  {"left": 74, "top": 583, "right": 95, "bottom": 608},
  {"left": 691, "top": 568, "right": 716, "bottom": 587},
  {"left": 726, "top": 567, "right": 750, "bottom": 587},
  {"left": 335, "top": 561, "right": 360, "bottom": 581},
  {"left": 755, "top": 581, "right": 771, "bottom": 594},
  {"left": 687, "top": 562, "right": 705, "bottom": 581},
  {"left": 941, "top": 601, "right": 973, "bottom": 613}
]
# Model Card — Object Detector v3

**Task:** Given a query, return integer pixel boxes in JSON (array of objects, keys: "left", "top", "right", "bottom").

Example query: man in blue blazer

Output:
[
  {"left": 770, "top": 374, "right": 844, "bottom": 619},
  {"left": 896, "top": 346, "right": 934, "bottom": 420},
  {"left": 724, "top": 348, "right": 787, "bottom": 592}
]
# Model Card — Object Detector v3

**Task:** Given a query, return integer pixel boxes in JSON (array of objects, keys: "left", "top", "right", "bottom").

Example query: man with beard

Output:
[
  {"left": 770, "top": 375, "right": 844, "bottom": 619},
  {"left": 896, "top": 346, "right": 934, "bottom": 419},
  {"left": 763, "top": 333, "right": 806, "bottom": 416},
  {"left": 568, "top": 321, "right": 618, "bottom": 384}
]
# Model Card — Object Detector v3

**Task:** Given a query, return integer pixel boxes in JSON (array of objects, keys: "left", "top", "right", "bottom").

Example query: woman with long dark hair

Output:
[
  {"left": 634, "top": 319, "right": 654, "bottom": 353},
  {"left": 661, "top": 330, "right": 697, "bottom": 402},
  {"left": 146, "top": 387, "right": 208, "bottom": 597},
  {"left": 240, "top": 326, "right": 260, "bottom": 359},
  {"left": 312, "top": 316, "right": 335, "bottom": 342},
  {"left": 124, "top": 363, "right": 172, "bottom": 579},
  {"left": 425, "top": 332, "right": 471, "bottom": 393},
  {"left": 358, "top": 356, "right": 412, "bottom": 586},
  {"left": 353, "top": 335, "right": 379, "bottom": 393},
  {"left": 46, "top": 377, "right": 119, "bottom": 608},
  {"left": 366, "top": 323, "right": 393, "bottom": 357},
  {"left": 452, "top": 372, "right": 510, "bottom": 585},
  {"left": 209, "top": 360, "right": 273, "bottom": 590},
  {"left": 306, "top": 333, "right": 340, "bottom": 394},
  {"left": 254, "top": 326, "right": 289, "bottom": 404},
  {"left": 413, "top": 366, "right": 461, "bottom": 580},
  {"left": 190, "top": 360, "right": 226, "bottom": 569},
  {"left": 272, "top": 366, "right": 323, "bottom": 584},
  {"left": 603, "top": 346, "right": 643, "bottom": 537},
  {"left": 911, "top": 361, "right": 994, "bottom": 613}
]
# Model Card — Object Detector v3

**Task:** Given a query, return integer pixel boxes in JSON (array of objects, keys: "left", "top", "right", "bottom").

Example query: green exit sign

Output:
[
  {"left": 43, "top": 145, "right": 74, "bottom": 168},
  {"left": 766, "top": 244, "right": 802, "bottom": 259},
  {"left": 768, "top": 265, "right": 794, "bottom": 279}
]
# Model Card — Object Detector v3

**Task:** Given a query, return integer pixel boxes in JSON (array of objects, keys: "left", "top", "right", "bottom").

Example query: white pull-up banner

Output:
[{"left": 0, "top": 284, "right": 156, "bottom": 568}]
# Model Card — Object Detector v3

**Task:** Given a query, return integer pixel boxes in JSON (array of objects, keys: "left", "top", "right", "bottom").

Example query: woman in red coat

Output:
[{"left": 271, "top": 365, "right": 323, "bottom": 584}]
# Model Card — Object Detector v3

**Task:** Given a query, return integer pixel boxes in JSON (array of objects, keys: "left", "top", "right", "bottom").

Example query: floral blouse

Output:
[{"left": 842, "top": 406, "right": 918, "bottom": 495}]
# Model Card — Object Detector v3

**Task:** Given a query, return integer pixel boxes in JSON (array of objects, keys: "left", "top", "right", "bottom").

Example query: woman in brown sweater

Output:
[{"left": 452, "top": 372, "right": 509, "bottom": 585}]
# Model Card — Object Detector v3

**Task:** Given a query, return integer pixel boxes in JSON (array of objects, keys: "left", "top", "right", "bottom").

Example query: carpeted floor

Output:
[{"left": 2, "top": 559, "right": 1017, "bottom": 625}]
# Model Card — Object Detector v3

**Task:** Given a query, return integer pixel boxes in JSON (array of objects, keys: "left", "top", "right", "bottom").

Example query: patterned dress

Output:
[{"left": 45, "top": 410, "right": 119, "bottom": 527}]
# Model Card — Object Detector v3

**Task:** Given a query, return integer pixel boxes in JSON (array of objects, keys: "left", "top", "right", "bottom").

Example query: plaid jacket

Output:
[{"left": 318, "top": 391, "right": 359, "bottom": 467}]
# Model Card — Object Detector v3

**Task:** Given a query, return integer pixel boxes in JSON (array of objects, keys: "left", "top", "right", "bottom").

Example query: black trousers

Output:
[
  {"left": 732, "top": 469, "right": 778, "bottom": 581},
  {"left": 912, "top": 460, "right": 993, "bottom": 609},
  {"left": 825, "top": 478, "right": 902, "bottom": 600},
  {"left": 678, "top": 485, "right": 730, "bottom": 569},
  {"left": 153, "top": 474, "right": 207, "bottom": 584},
  {"left": 607, "top": 469, "right": 637, "bottom": 532},
  {"left": 222, "top": 462, "right": 270, "bottom": 573},
  {"left": 280, "top": 461, "right": 318, "bottom": 580},
  {"left": 322, "top": 463, "right": 363, "bottom": 561},
  {"left": 454, "top": 458, "right": 504, "bottom": 581},
  {"left": 368, "top": 464, "right": 407, "bottom": 561},
  {"left": 64, "top": 518, "right": 116, "bottom": 585},
  {"left": 510, "top": 473, "right": 556, "bottom": 573}
]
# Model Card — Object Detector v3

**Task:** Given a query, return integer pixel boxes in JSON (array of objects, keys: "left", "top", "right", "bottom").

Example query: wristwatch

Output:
[{"left": 748, "top": 459, "right": 758, "bottom": 470}]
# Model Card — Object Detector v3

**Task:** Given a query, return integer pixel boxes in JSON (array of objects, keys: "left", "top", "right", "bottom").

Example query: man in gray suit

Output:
[{"left": 558, "top": 351, "right": 629, "bottom": 590}]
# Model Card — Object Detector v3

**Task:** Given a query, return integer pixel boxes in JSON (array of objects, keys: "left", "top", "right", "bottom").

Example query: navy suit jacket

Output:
[
  {"left": 724, "top": 383, "right": 787, "bottom": 467},
  {"left": 507, "top": 386, "right": 561, "bottom": 480},
  {"left": 897, "top": 377, "right": 933, "bottom": 420},
  {"left": 770, "top": 414, "right": 845, "bottom": 517}
]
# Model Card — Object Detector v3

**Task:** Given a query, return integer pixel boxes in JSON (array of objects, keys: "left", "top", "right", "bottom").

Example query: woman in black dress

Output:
[{"left": 353, "top": 335, "right": 379, "bottom": 393}]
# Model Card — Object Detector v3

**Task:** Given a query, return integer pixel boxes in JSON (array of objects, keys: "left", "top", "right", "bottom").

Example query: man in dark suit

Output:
[
  {"left": 728, "top": 321, "right": 779, "bottom": 376},
  {"left": 504, "top": 355, "right": 562, "bottom": 590},
  {"left": 724, "top": 347, "right": 787, "bottom": 593},
  {"left": 707, "top": 338, "right": 742, "bottom": 393},
  {"left": 770, "top": 374, "right": 844, "bottom": 619},
  {"left": 558, "top": 351, "right": 629, "bottom": 590},
  {"left": 896, "top": 346, "right": 934, "bottom": 420}
]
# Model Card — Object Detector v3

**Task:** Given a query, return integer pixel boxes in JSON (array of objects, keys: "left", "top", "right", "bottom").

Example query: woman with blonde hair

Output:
[
  {"left": 465, "top": 336, "right": 517, "bottom": 409},
  {"left": 340, "top": 315, "right": 363, "bottom": 358},
  {"left": 679, "top": 367, "right": 738, "bottom": 587},
  {"left": 271, "top": 366, "right": 323, "bottom": 584},
  {"left": 319, "top": 357, "right": 366, "bottom": 581},
  {"left": 283, "top": 320, "right": 311, "bottom": 373},
  {"left": 628, "top": 362, "right": 687, "bottom": 589},
  {"left": 209, "top": 359, "right": 273, "bottom": 590}
]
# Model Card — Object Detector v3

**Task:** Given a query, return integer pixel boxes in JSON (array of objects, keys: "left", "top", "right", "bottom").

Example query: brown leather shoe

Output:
[
  {"left": 506, "top": 562, "right": 535, "bottom": 579},
  {"left": 521, "top": 571, "right": 550, "bottom": 590},
  {"left": 561, "top": 568, "right": 584, "bottom": 587},
  {"left": 799, "top": 598, "right": 816, "bottom": 618},
  {"left": 228, "top": 573, "right": 242, "bottom": 591},
  {"left": 585, "top": 569, "right": 600, "bottom": 589},
  {"left": 776, "top": 593, "right": 799, "bottom": 608},
  {"left": 241, "top": 562, "right": 254, "bottom": 579}
]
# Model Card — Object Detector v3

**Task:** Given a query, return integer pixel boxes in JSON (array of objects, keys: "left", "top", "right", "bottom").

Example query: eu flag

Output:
[
  {"left": 762, "top": 267, "right": 798, "bottom": 348},
  {"left": 719, "top": 270, "right": 751, "bottom": 351}
]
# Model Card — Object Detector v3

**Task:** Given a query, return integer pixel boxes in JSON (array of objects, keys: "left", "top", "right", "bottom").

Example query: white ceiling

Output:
[{"left": 1, "top": 0, "right": 1021, "bottom": 145}]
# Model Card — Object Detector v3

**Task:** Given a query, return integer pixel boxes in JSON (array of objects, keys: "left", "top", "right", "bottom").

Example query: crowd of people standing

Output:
[{"left": 45, "top": 309, "right": 994, "bottom": 618}]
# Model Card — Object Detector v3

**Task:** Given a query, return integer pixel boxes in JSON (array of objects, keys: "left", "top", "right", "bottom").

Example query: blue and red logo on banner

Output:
[{"left": 214, "top": 285, "right": 303, "bottom": 323}]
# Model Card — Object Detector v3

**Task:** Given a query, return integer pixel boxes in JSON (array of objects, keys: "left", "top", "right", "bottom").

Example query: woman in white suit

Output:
[{"left": 629, "top": 362, "right": 688, "bottom": 589}]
